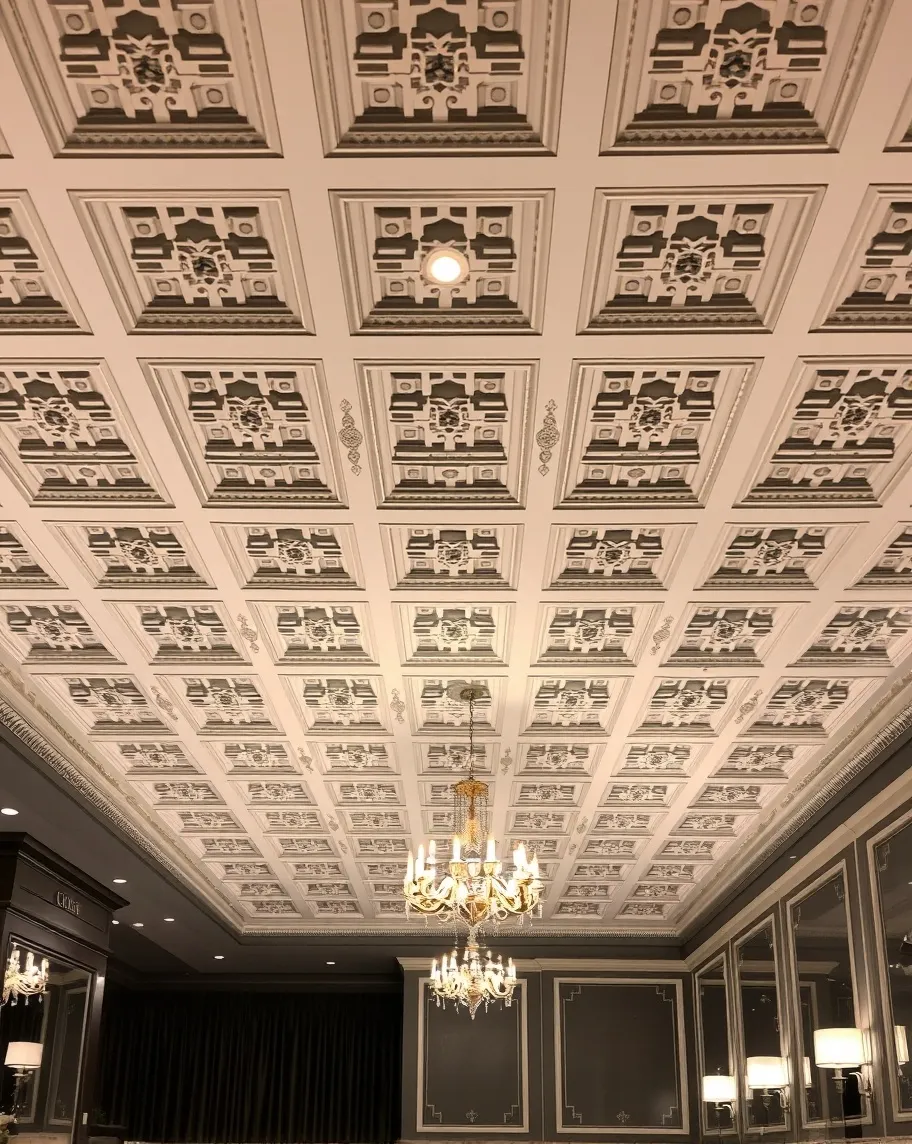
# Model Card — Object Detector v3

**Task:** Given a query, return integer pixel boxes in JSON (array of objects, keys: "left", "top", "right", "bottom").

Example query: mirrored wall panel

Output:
[
  {"left": 874, "top": 814, "right": 912, "bottom": 1115},
  {"left": 0, "top": 938, "right": 91, "bottom": 1144},
  {"left": 788, "top": 867, "right": 863, "bottom": 1126},
  {"left": 697, "top": 957, "right": 734, "bottom": 1135},
  {"left": 735, "top": 920, "right": 788, "bottom": 1132}
]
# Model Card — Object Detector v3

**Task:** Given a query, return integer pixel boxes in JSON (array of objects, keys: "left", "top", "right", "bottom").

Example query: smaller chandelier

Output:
[
  {"left": 404, "top": 685, "right": 542, "bottom": 929},
  {"left": 2, "top": 946, "right": 49, "bottom": 1006},
  {"left": 430, "top": 931, "right": 517, "bottom": 1019}
]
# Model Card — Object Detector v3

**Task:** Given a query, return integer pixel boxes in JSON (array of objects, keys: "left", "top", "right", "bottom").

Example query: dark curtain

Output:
[{"left": 95, "top": 987, "right": 402, "bottom": 1144}]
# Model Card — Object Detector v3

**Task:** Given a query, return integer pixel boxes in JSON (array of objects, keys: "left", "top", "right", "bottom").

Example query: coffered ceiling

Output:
[{"left": 0, "top": 0, "right": 910, "bottom": 938}]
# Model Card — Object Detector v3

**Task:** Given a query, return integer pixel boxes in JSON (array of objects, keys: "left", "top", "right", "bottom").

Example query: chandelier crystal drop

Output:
[
  {"left": 403, "top": 685, "right": 543, "bottom": 928},
  {"left": 2, "top": 945, "right": 49, "bottom": 1006},
  {"left": 429, "top": 930, "right": 517, "bottom": 1019}
]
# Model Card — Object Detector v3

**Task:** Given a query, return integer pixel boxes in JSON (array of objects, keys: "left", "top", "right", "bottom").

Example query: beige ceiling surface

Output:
[{"left": 0, "top": 0, "right": 910, "bottom": 935}]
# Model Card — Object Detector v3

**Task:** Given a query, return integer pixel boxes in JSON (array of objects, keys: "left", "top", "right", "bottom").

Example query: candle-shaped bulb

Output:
[
  {"left": 431, "top": 958, "right": 438, "bottom": 978},
  {"left": 486, "top": 837, "right": 496, "bottom": 862},
  {"left": 452, "top": 836, "right": 461, "bottom": 862},
  {"left": 514, "top": 842, "right": 527, "bottom": 869},
  {"left": 428, "top": 839, "right": 437, "bottom": 863},
  {"left": 405, "top": 852, "right": 415, "bottom": 883},
  {"left": 529, "top": 853, "right": 540, "bottom": 878},
  {"left": 416, "top": 844, "right": 425, "bottom": 877}
]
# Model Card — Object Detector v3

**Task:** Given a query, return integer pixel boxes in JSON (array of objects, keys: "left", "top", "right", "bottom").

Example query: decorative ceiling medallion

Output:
[
  {"left": 544, "top": 524, "right": 692, "bottom": 592},
  {"left": 853, "top": 524, "right": 912, "bottom": 589},
  {"left": 52, "top": 520, "right": 211, "bottom": 588},
  {"left": 109, "top": 602, "right": 246, "bottom": 666},
  {"left": 214, "top": 523, "right": 362, "bottom": 591},
  {"left": 0, "top": 361, "right": 165, "bottom": 505},
  {"left": 331, "top": 190, "right": 552, "bottom": 332},
  {"left": 306, "top": 0, "right": 568, "bottom": 155},
  {"left": 744, "top": 677, "right": 878, "bottom": 739},
  {"left": 394, "top": 603, "right": 513, "bottom": 666},
  {"left": 381, "top": 524, "right": 522, "bottom": 590},
  {"left": 579, "top": 187, "right": 822, "bottom": 332},
  {"left": 0, "top": 195, "right": 86, "bottom": 330},
  {"left": 816, "top": 186, "right": 912, "bottom": 329},
  {"left": 557, "top": 359, "right": 754, "bottom": 506},
  {"left": 71, "top": 191, "right": 313, "bottom": 332},
  {"left": 531, "top": 604, "right": 656, "bottom": 667},
  {"left": 664, "top": 604, "right": 798, "bottom": 668},
  {"left": 250, "top": 603, "right": 375, "bottom": 666},
  {"left": 0, "top": 523, "right": 59, "bottom": 588},
  {"left": 698, "top": 522, "right": 855, "bottom": 590},
  {"left": 742, "top": 357, "right": 912, "bottom": 505},
  {"left": 35, "top": 673, "right": 173, "bottom": 737},
  {"left": 602, "top": 0, "right": 885, "bottom": 153},
  {"left": 143, "top": 360, "right": 344, "bottom": 507},
  {"left": 0, "top": 603, "right": 118, "bottom": 665},
  {"left": 0, "top": 0, "right": 280, "bottom": 155},
  {"left": 358, "top": 361, "right": 536, "bottom": 505}
]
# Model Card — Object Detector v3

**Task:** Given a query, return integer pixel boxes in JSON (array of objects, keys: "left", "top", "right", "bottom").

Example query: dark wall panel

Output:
[
  {"left": 419, "top": 982, "right": 527, "bottom": 1132},
  {"left": 553, "top": 980, "right": 687, "bottom": 1135}
]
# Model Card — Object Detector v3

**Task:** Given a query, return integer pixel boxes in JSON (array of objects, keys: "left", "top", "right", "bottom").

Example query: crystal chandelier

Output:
[
  {"left": 2, "top": 945, "right": 49, "bottom": 1006},
  {"left": 403, "top": 684, "right": 543, "bottom": 928},
  {"left": 430, "top": 929, "right": 517, "bottom": 1019}
]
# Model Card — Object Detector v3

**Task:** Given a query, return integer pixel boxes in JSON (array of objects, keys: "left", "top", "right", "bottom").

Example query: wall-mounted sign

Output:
[{"left": 55, "top": 891, "right": 80, "bottom": 917}]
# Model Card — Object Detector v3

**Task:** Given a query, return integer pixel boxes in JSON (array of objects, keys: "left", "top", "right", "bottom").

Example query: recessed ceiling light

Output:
[
  {"left": 213, "top": 955, "right": 224, "bottom": 960},
  {"left": 423, "top": 247, "right": 469, "bottom": 286},
  {"left": 112, "top": 878, "right": 127, "bottom": 884},
  {"left": 789, "top": 855, "right": 797, "bottom": 860},
  {"left": 111, "top": 920, "right": 119, "bottom": 925},
  {"left": 0, "top": 807, "right": 18, "bottom": 816},
  {"left": 132, "top": 922, "right": 143, "bottom": 928},
  {"left": 326, "top": 961, "right": 336, "bottom": 966},
  {"left": 164, "top": 917, "right": 175, "bottom": 922}
]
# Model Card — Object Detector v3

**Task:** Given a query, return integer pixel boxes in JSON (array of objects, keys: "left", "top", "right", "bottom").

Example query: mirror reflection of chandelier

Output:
[
  {"left": 429, "top": 928, "right": 517, "bottom": 1019},
  {"left": 403, "top": 684, "right": 543, "bottom": 928},
  {"left": 2, "top": 945, "right": 49, "bottom": 1006}
]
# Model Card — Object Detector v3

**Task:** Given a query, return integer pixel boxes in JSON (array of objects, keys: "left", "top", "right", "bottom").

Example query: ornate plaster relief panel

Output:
[
  {"left": 331, "top": 190, "right": 552, "bottom": 332},
  {"left": 358, "top": 361, "right": 535, "bottom": 505},
  {"left": 143, "top": 360, "right": 343, "bottom": 507},
  {"left": 72, "top": 192, "right": 313, "bottom": 332},
  {"left": 0, "top": 0, "right": 280, "bottom": 155},
  {"left": 0, "top": 196, "right": 86, "bottom": 330},
  {"left": 305, "top": 0, "right": 568, "bottom": 155},
  {"left": 214, "top": 524, "right": 363, "bottom": 591},
  {"left": 556, "top": 359, "right": 753, "bottom": 506},
  {"left": 381, "top": 524, "right": 523, "bottom": 590},
  {"left": 602, "top": 0, "right": 885, "bottom": 153},
  {"left": 0, "top": 362, "right": 165, "bottom": 505},
  {"left": 742, "top": 358, "right": 912, "bottom": 505},
  {"left": 579, "top": 187, "right": 822, "bottom": 331},
  {"left": 817, "top": 187, "right": 912, "bottom": 330}
]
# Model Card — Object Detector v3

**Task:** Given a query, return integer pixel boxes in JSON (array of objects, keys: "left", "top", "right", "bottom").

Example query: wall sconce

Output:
[
  {"left": 813, "top": 1027, "right": 872, "bottom": 1099},
  {"left": 4, "top": 1041, "right": 42, "bottom": 1121},
  {"left": 702, "top": 1073, "right": 736, "bottom": 1124},
  {"left": 746, "top": 1055, "right": 790, "bottom": 1112},
  {"left": 896, "top": 1024, "right": 909, "bottom": 1068}
]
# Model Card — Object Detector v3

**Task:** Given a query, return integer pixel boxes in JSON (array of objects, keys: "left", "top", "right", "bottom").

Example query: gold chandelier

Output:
[
  {"left": 2, "top": 945, "right": 49, "bottom": 1006},
  {"left": 430, "top": 929, "right": 517, "bottom": 1019},
  {"left": 403, "top": 684, "right": 543, "bottom": 928}
]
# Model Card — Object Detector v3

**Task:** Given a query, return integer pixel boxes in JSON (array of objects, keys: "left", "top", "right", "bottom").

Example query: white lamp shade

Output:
[
  {"left": 746, "top": 1055, "right": 788, "bottom": 1089},
  {"left": 813, "top": 1027, "right": 865, "bottom": 1070},
  {"left": 4, "top": 1042, "right": 42, "bottom": 1069},
  {"left": 702, "top": 1074, "right": 736, "bottom": 1102},
  {"left": 896, "top": 1025, "right": 910, "bottom": 1067}
]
